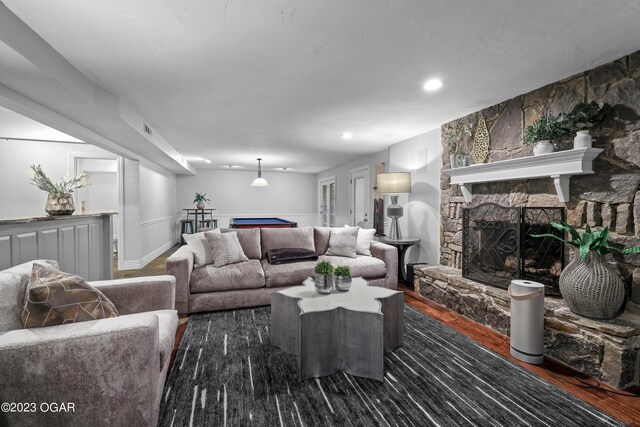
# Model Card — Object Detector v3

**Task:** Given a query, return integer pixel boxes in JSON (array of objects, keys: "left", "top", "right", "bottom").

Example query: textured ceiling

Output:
[{"left": 3, "top": 0, "right": 640, "bottom": 172}]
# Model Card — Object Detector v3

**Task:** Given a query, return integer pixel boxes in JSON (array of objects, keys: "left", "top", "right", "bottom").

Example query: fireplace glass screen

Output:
[{"left": 462, "top": 203, "right": 565, "bottom": 296}]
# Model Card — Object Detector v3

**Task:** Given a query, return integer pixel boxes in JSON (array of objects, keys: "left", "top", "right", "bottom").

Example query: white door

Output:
[
  {"left": 349, "top": 166, "right": 370, "bottom": 227},
  {"left": 318, "top": 177, "right": 336, "bottom": 227}
]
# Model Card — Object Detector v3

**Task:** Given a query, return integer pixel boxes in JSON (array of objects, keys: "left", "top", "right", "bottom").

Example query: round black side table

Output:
[{"left": 377, "top": 237, "right": 421, "bottom": 283}]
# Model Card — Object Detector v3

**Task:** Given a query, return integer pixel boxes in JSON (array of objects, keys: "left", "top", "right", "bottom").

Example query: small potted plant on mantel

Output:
[
  {"left": 533, "top": 222, "right": 640, "bottom": 319},
  {"left": 193, "top": 192, "right": 210, "bottom": 210},
  {"left": 334, "top": 265, "right": 352, "bottom": 291},
  {"left": 558, "top": 101, "right": 612, "bottom": 149},
  {"left": 314, "top": 260, "right": 334, "bottom": 294},
  {"left": 442, "top": 119, "right": 472, "bottom": 168},
  {"left": 523, "top": 115, "right": 568, "bottom": 155},
  {"left": 30, "top": 164, "right": 88, "bottom": 216}
]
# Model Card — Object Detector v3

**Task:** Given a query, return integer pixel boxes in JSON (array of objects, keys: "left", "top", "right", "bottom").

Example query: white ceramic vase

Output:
[
  {"left": 532, "top": 140, "right": 554, "bottom": 156},
  {"left": 573, "top": 130, "right": 592, "bottom": 149}
]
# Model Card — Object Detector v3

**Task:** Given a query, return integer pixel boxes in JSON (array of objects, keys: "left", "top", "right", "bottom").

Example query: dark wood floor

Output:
[{"left": 121, "top": 245, "right": 640, "bottom": 426}]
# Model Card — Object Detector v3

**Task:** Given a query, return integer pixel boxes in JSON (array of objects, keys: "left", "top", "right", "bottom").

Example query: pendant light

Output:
[{"left": 251, "top": 158, "right": 269, "bottom": 186}]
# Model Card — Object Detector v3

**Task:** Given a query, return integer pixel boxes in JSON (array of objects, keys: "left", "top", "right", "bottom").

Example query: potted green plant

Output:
[
  {"left": 442, "top": 119, "right": 472, "bottom": 168},
  {"left": 29, "top": 164, "right": 88, "bottom": 216},
  {"left": 532, "top": 222, "right": 640, "bottom": 319},
  {"left": 558, "top": 101, "right": 612, "bottom": 149},
  {"left": 523, "top": 115, "right": 568, "bottom": 155},
  {"left": 334, "top": 265, "right": 352, "bottom": 291},
  {"left": 314, "top": 260, "right": 334, "bottom": 294},
  {"left": 193, "top": 192, "right": 210, "bottom": 210}
]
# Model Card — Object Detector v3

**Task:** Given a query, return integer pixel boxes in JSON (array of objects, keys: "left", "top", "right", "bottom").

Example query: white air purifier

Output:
[{"left": 509, "top": 279, "right": 545, "bottom": 364}]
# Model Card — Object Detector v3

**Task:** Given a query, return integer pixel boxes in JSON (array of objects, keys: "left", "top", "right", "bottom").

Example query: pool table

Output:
[{"left": 229, "top": 217, "right": 298, "bottom": 229}]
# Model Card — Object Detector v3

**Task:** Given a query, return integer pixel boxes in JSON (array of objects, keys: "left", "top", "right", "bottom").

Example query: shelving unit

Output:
[{"left": 442, "top": 147, "right": 603, "bottom": 203}]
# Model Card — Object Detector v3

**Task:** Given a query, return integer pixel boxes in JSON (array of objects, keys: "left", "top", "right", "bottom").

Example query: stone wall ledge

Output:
[{"left": 414, "top": 265, "right": 640, "bottom": 388}]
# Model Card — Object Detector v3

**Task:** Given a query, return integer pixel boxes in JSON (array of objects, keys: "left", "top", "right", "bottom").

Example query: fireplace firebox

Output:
[{"left": 462, "top": 203, "right": 565, "bottom": 296}]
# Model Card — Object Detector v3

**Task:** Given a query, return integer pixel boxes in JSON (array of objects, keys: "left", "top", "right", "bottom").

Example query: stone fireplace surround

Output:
[
  {"left": 420, "top": 50, "right": 640, "bottom": 389},
  {"left": 413, "top": 265, "right": 640, "bottom": 389}
]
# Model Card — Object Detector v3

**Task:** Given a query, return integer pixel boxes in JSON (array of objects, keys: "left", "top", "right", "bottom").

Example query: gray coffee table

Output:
[{"left": 271, "top": 277, "right": 403, "bottom": 382}]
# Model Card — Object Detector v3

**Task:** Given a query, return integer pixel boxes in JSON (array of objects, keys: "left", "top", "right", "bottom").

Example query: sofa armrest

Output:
[
  {"left": 166, "top": 245, "right": 194, "bottom": 315},
  {"left": 0, "top": 313, "right": 161, "bottom": 426},
  {"left": 89, "top": 276, "right": 176, "bottom": 315},
  {"left": 371, "top": 241, "right": 398, "bottom": 289}
]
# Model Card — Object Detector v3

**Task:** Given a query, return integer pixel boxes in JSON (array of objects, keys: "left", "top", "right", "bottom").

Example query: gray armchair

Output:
[{"left": 0, "top": 260, "right": 178, "bottom": 427}]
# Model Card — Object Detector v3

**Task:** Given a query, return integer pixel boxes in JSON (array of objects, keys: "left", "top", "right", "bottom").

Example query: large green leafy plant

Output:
[
  {"left": 523, "top": 115, "right": 568, "bottom": 145},
  {"left": 532, "top": 222, "right": 640, "bottom": 259},
  {"left": 558, "top": 101, "right": 611, "bottom": 132}
]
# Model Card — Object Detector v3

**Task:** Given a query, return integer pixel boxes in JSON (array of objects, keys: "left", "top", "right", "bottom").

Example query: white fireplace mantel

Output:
[{"left": 442, "top": 148, "right": 603, "bottom": 203}]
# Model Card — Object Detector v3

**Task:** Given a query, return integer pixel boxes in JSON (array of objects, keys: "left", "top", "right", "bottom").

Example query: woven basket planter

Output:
[{"left": 559, "top": 251, "right": 625, "bottom": 319}]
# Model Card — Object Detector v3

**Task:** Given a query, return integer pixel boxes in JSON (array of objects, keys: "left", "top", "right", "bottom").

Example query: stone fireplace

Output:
[{"left": 414, "top": 50, "right": 640, "bottom": 389}]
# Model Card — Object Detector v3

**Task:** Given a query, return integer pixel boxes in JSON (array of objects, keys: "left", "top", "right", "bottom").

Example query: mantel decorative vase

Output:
[
  {"left": 573, "top": 130, "right": 592, "bottom": 149},
  {"left": 45, "top": 192, "right": 75, "bottom": 216},
  {"left": 450, "top": 152, "right": 470, "bottom": 168},
  {"left": 533, "top": 140, "right": 554, "bottom": 156},
  {"left": 559, "top": 251, "right": 625, "bottom": 319}
]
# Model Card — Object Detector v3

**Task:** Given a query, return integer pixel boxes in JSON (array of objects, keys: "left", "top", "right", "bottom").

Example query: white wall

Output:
[
  {"left": 316, "top": 149, "right": 389, "bottom": 226},
  {"left": 176, "top": 169, "right": 317, "bottom": 227},
  {"left": 0, "top": 139, "right": 113, "bottom": 218},
  {"left": 388, "top": 129, "right": 442, "bottom": 266},
  {"left": 139, "top": 160, "right": 178, "bottom": 265}
]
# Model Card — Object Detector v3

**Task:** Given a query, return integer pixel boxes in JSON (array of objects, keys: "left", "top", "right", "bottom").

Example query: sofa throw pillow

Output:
[
  {"left": 183, "top": 231, "right": 217, "bottom": 266},
  {"left": 205, "top": 231, "right": 249, "bottom": 268},
  {"left": 325, "top": 227, "right": 358, "bottom": 258},
  {"left": 221, "top": 228, "right": 261, "bottom": 260},
  {"left": 21, "top": 263, "right": 119, "bottom": 329},
  {"left": 344, "top": 225, "right": 375, "bottom": 257},
  {"left": 266, "top": 248, "right": 319, "bottom": 265}
]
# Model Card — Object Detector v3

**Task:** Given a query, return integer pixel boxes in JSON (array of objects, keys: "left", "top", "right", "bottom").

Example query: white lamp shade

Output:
[
  {"left": 377, "top": 172, "right": 411, "bottom": 194},
  {"left": 251, "top": 177, "right": 269, "bottom": 187}
]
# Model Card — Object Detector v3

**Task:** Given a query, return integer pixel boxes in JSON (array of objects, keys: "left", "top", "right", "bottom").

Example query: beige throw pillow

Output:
[
  {"left": 21, "top": 263, "right": 119, "bottom": 329},
  {"left": 325, "top": 227, "right": 358, "bottom": 258},
  {"left": 344, "top": 225, "right": 375, "bottom": 256},
  {"left": 183, "top": 231, "right": 219, "bottom": 266},
  {"left": 205, "top": 231, "right": 249, "bottom": 267}
]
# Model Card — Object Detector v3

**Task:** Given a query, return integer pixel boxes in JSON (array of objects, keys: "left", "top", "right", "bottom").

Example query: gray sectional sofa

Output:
[{"left": 167, "top": 226, "right": 398, "bottom": 314}]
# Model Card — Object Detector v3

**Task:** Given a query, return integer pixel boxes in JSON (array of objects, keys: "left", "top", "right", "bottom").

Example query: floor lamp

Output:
[{"left": 376, "top": 172, "right": 411, "bottom": 240}]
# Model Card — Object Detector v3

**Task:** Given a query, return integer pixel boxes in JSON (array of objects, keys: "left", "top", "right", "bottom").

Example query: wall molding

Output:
[{"left": 140, "top": 215, "right": 178, "bottom": 226}]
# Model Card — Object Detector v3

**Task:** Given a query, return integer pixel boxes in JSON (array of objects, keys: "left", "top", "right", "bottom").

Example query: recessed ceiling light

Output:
[
  {"left": 204, "top": 158, "right": 211, "bottom": 164},
  {"left": 423, "top": 78, "right": 443, "bottom": 92},
  {"left": 281, "top": 167, "right": 288, "bottom": 171},
  {"left": 342, "top": 132, "right": 353, "bottom": 140},
  {"left": 227, "top": 164, "right": 237, "bottom": 168}
]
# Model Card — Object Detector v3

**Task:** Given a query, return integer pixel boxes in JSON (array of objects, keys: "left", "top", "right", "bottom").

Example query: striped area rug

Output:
[{"left": 159, "top": 306, "right": 623, "bottom": 427}]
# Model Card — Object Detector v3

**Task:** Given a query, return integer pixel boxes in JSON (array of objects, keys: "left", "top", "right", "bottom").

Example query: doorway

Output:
[
  {"left": 349, "top": 165, "right": 370, "bottom": 227},
  {"left": 318, "top": 176, "right": 336, "bottom": 227},
  {"left": 69, "top": 152, "right": 121, "bottom": 263}
]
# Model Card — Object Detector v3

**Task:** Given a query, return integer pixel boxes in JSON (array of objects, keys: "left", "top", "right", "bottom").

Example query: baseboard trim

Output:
[
  {"left": 121, "top": 260, "right": 142, "bottom": 270},
  {"left": 141, "top": 240, "right": 176, "bottom": 267}
]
